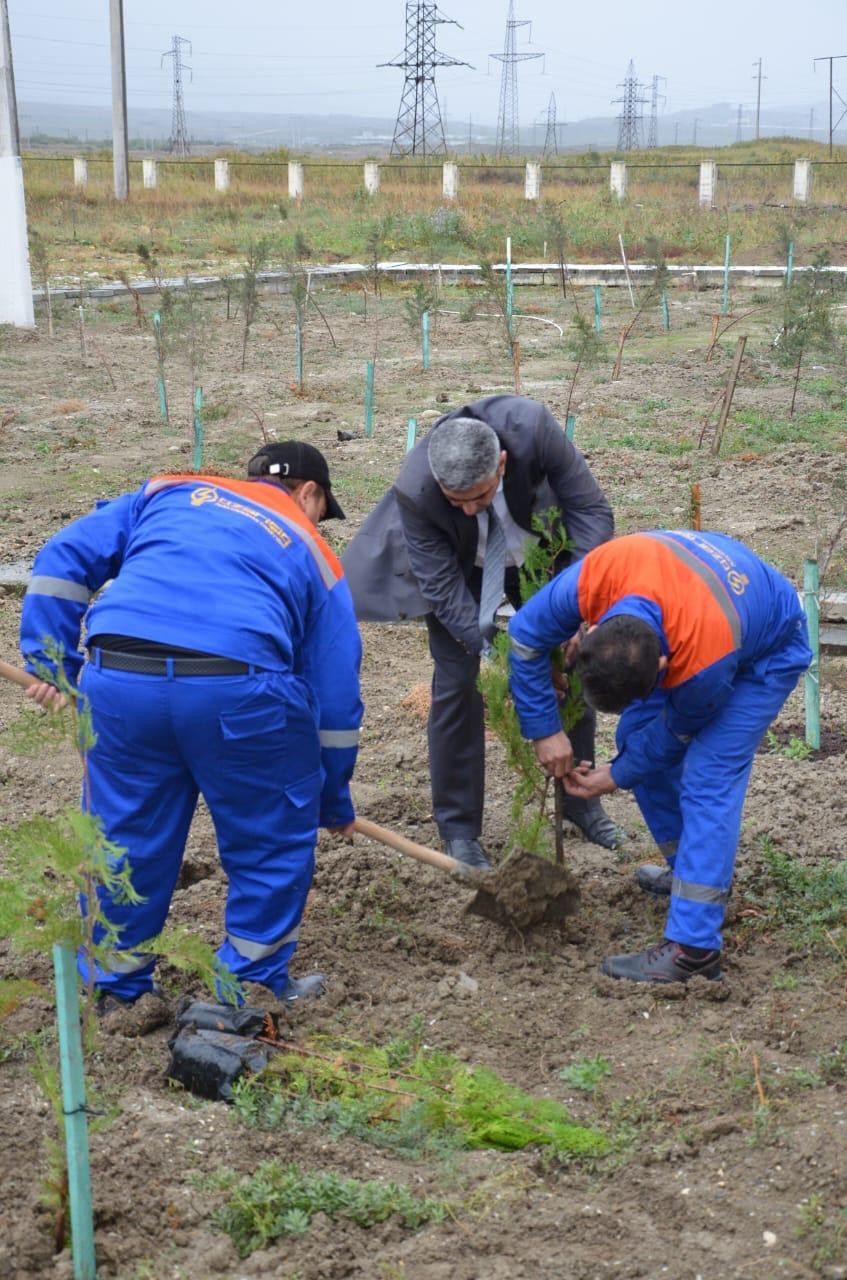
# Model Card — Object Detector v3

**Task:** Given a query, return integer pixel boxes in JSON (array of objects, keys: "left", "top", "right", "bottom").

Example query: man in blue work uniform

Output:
[
  {"left": 508, "top": 530, "right": 811, "bottom": 983},
  {"left": 21, "top": 442, "right": 363, "bottom": 1008}
]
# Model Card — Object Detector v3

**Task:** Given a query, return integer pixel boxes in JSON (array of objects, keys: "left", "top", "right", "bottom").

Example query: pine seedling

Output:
[
  {"left": 478, "top": 511, "right": 585, "bottom": 858},
  {"left": 238, "top": 238, "right": 272, "bottom": 371},
  {"left": 775, "top": 250, "right": 845, "bottom": 418}
]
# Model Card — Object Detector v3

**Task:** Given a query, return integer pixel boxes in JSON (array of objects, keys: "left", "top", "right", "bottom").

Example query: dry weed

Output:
[{"left": 400, "top": 683, "right": 431, "bottom": 721}]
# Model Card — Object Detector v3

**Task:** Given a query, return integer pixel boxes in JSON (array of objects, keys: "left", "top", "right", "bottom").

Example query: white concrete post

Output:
[
  {"left": 610, "top": 161, "right": 628, "bottom": 200},
  {"left": 793, "top": 158, "right": 812, "bottom": 203},
  {"left": 288, "top": 160, "right": 304, "bottom": 201},
  {"left": 0, "top": 0, "right": 34, "bottom": 326},
  {"left": 214, "top": 158, "right": 230, "bottom": 192},
  {"left": 443, "top": 161, "right": 459, "bottom": 200},
  {"left": 142, "top": 158, "right": 157, "bottom": 189},
  {"left": 699, "top": 161, "right": 718, "bottom": 209},
  {"left": 73, "top": 157, "right": 88, "bottom": 188},
  {"left": 525, "top": 161, "right": 542, "bottom": 201},
  {"left": 363, "top": 160, "right": 380, "bottom": 195}
]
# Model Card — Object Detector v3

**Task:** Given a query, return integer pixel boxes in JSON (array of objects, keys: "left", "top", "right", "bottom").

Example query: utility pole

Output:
[
  {"left": 542, "top": 91, "right": 560, "bottom": 157},
  {"left": 813, "top": 54, "right": 847, "bottom": 157},
  {"left": 109, "top": 0, "right": 129, "bottom": 200},
  {"left": 735, "top": 103, "right": 743, "bottom": 143},
  {"left": 752, "top": 57, "right": 765, "bottom": 141},
  {"left": 381, "top": 3, "right": 470, "bottom": 158},
  {"left": 162, "top": 35, "right": 192, "bottom": 157},
  {"left": 613, "top": 60, "right": 647, "bottom": 152},
  {"left": 646, "top": 74, "right": 666, "bottom": 149},
  {"left": 0, "top": 0, "right": 34, "bottom": 325},
  {"left": 491, "top": 0, "right": 543, "bottom": 157}
]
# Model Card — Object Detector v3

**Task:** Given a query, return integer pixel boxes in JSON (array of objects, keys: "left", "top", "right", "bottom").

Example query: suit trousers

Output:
[{"left": 425, "top": 569, "right": 597, "bottom": 840}]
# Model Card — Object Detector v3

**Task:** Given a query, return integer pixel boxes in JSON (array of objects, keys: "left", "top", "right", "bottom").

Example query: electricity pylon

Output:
[
  {"left": 542, "top": 91, "right": 560, "bottom": 157},
  {"left": 646, "top": 74, "right": 666, "bottom": 149},
  {"left": 491, "top": 0, "right": 543, "bottom": 157},
  {"left": 162, "top": 35, "right": 192, "bottom": 157},
  {"left": 380, "top": 3, "right": 470, "bottom": 158},
  {"left": 613, "top": 60, "right": 647, "bottom": 152}
]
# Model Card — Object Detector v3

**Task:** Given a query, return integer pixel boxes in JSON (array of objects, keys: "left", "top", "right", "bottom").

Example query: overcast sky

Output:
[{"left": 8, "top": 0, "right": 846, "bottom": 130}]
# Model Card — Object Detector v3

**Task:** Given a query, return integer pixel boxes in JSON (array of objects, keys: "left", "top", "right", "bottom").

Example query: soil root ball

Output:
[{"left": 466, "top": 851, "right": 580, "bottom": 930}]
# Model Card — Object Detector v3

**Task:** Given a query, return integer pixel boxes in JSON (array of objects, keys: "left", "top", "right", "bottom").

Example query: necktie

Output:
[{"left": 478, "top": 504, "right": 506, "bottom": 637}]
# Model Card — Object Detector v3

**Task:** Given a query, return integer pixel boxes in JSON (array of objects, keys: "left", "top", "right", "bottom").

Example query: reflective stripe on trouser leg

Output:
[
  {"left": 176, "top": 669, "right": 323, "bottom": 999},
  {"left": 617, "top": 689, "right": 683, "bottom": 854},
  {"left": 665, "top": 632, "right": 810, "bottom": 951},
  {"left": 77, "top": 663, "right": 199, "bottom": 1000}
]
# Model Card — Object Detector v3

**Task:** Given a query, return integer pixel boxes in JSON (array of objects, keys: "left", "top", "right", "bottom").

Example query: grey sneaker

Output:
[
  {"left": 279, "top": 973, "right": 327, "bottom": 1005},
  {"left": 635, "top": 864, "right": 673, "bottom": 896},
  {"left": 444, "top": 838, "right": 492, "bottom": 872}
]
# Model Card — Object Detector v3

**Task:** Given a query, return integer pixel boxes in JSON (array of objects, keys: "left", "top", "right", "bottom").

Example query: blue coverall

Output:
[
  {"left": 508, "top": 531, "right": 812, "bottom": 950},
  {"left": 20, "top": 474, "right": 363, "bottom": 999}
]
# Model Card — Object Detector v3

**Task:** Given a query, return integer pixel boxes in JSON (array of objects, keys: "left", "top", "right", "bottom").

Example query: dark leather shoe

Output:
[
  {"left": 279, "top": 973, "right": 327, "bottom": 1005},
  {"left": 635, "top": 863, "right": 673, "bottom": 896},
  {"left": 444, "top": 838, "right": 492, "bottom": 871},
  {"left": 561, "top": 797, "right": 624, "bottom": 850},
  {"left": 601, "top": 940, "right": 722, "bottom": 983}
]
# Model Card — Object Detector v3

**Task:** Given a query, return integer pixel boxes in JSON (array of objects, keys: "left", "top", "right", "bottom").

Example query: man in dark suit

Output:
[{"left": 342, "top": 394, "right": 617, "bottom": 869}]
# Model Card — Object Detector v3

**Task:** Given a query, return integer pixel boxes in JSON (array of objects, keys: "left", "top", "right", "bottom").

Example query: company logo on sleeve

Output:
[{"left": 189, "top": 485, "right": 292, "bottom": 549}]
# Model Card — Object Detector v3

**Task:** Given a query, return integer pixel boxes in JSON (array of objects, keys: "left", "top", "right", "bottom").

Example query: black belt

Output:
[{"left": 90, "top": 648, "right": 256, "bottom": 676}]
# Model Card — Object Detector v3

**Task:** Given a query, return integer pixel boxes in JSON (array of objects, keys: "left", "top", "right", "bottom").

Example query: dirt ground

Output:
[{"left": 1, "top": 280, "right": 846, "bottom": 1279}]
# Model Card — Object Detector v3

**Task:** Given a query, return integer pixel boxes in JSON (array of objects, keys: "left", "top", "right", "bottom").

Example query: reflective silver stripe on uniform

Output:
[
  {"left": 101, "top": 950, "right": 155, "bottom": 974},
  {"left": 26, "top": 575, "right": 92, "bottom": 604},
  {"left": 657, "top": 839, "right": 678, "bottom": 857},
  {"left": 650, "top": 533, "right": 742, "bottom": 647},
  {"left": 226, "top": 924, "right": 300, "bottom": 961},
  {"left": 509, "top": 636, "right": 543, "bottom": 661},
  {"left": 319, "top": 729, "right": 360, "bottom": 748},
  {"left": 671, "top": 875, "right": 730, "bottom": 905}
]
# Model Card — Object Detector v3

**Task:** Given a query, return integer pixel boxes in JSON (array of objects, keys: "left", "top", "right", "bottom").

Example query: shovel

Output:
[
  {"left": 352, "top": 816, "right": 580, "bottom": 931},
  {"left": 0, "top": 660, "right": 579, "bottom": 931}
]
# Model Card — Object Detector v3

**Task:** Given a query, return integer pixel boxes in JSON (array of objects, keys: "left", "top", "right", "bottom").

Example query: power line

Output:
[
  {"left": 491, "top": 0, "right": 543, "bottom": 158},
  {"left": 379, "top": 2, "right": 470, "bottom": 158},
  {"left": 162, "top": 35, "right": 191, "bottom": 156}
]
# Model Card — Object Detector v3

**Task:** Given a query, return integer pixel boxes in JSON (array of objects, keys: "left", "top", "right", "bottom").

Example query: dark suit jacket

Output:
[{"left": 342, "top": 394, "right": 614, "bottom": 655}]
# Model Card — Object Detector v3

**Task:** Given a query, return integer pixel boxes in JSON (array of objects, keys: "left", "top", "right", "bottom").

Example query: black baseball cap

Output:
[{"left": 247, "top": 441, "right": 345, "bottom": 520}]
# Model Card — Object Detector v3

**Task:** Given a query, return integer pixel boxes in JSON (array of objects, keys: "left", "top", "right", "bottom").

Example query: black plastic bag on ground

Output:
[
  {"left": 167, "top": 1026, "right": 270, "bottom": 1102},
  {"left": 174, "top": 999, "right": 269, "bottom": 1037}
]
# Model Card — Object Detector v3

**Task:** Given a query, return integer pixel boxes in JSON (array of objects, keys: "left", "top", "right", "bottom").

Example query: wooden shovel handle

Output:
[
  {"left": 352, "top": 816, "right": 462, "bottom": 875},
  {"left": 0, "top": 659, "right": 37, "bottom": 691}
]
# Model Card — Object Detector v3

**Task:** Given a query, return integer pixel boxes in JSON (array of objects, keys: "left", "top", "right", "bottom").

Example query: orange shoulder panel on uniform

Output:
[
  {"left": 577, "top": 534, "right": 739, "bottom": 688},
  {"left": 145, "top": 473, "right": 345, "bottom": 583}
]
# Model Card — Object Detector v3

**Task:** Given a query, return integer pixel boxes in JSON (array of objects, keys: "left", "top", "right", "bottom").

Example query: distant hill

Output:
[{"left": 20, "top": 99, "right": 831, "bottom": 154}]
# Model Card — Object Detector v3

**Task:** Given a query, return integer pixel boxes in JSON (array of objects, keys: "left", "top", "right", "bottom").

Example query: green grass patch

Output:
[
  {"left": 606, "top": 431, "right": 695, "bottom": 455},
  {"left": 210, "top": 1160, "right": 447, "bottom": 1257},
  {"left": 741, "top": 837, "right": 847, "bottom": 957},
  {"left": 231, "top": 1033, "right": 609, "bottom": 1161},
  {"left": 725, "top": 407, "right": 847, "bottom": 453}
]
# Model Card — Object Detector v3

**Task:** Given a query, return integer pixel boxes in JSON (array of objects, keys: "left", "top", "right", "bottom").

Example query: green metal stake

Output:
[
  {"left": 295, "top": 315, "right": 304, "bottom": 388},
  {"left": 421, "top": 311, "right": 430, "bottom": 370},
  {"left": 505, "top": 236, "right": 513, "bottom": 340},
  {"left": 786, "top": 239, "right": 795, "bottom": 289},
  {"left": 152, "top": 311, "right": 168, "bottom": 423},
  {"left": 364, "top": 361, "right": 375, "bottom": 438},
  {"left": 804, "top": 558, "right": 820, "bottom": 750},
  {"left": 406, "top": 416, "right": 417, "bottom": 452},
  {"left": 721, "top": 234, "right": 731, "bottom": 316},
  {"left": 661, "top": 291, "right": 670, "bottom": 331},
  {"left": 53, "top": 943, "right": 96, "bottom": 1280},
  {"left": 192, "top": 386, "right": 204, "bottom": 471},
  {"left": 565, "top": 414, "right": 576, "bottom": 441},
  {"left": 594, "top": 285, "right": 602, "bottom": 333}
]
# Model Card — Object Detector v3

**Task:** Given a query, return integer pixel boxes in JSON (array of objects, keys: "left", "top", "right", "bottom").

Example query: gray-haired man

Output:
[{"left": 342, "top": 394, "right": 617, "bottom": 869}]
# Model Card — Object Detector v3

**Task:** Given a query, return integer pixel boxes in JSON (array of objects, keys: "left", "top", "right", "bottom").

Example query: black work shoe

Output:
[
  {"left": 561, "top": 797, "right": 624, "bottom": 850},
  {"left": 279, "top": 973, "right": 327, "bottom": 1005},
  {"left": 601, "top": 939, "right": 722, "bottom": 983},
  {"left": 635, "top": 863, "right": 673, "bottom": 896},
  {"left": 94, "top": 983, "right": 164, "bottom": 1019},
  {"left": 444, "top": 838, "right": 492, "bottom": 872}
]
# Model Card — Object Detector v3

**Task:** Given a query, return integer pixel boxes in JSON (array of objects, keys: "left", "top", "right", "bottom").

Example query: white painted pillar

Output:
[
  {"left": 0, "top": 156, "right": 34, "bottom": 326},
  {"left": 699, "top": 160, "right": 717, "bottom": 209},
  {"left": 525, "top": 161, "right": 542, "bottom": 201},
  {"left": 443, "top": 161, "right": 459, "bottom": 200},
  {"left": 610, "top": 161, "right": 628, "bottom": 199},
  {"left": 363, "top": 160, "right": 380, "bottom": 195},
  {"left": 793, "top": 158, "right": 812, "bottom": 203},
  {"left": 142, "top": 158, "right": 157, "bottom": 189},
  {"left": 288, "top": 160, "right": 304, "bottom": 201},
  {"left": 214, "top": 158, "right": 230, "bottom": 192},
  {"left": 73, "top": 156, "right": 88, "bottom": 187}
]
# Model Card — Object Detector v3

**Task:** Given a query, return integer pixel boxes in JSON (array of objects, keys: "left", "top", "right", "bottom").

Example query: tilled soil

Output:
[{"left": 1, "top": 284, "right": 846, "bottom": 1280}]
